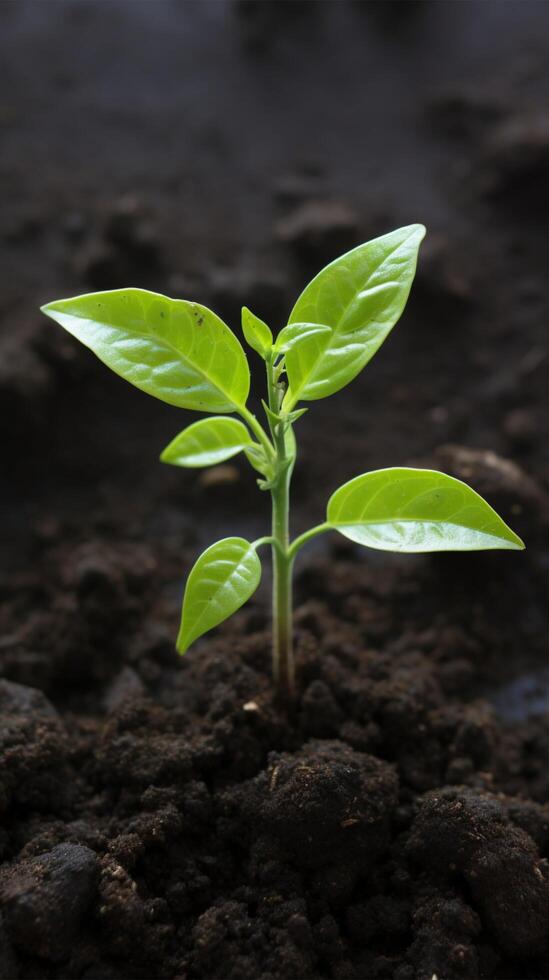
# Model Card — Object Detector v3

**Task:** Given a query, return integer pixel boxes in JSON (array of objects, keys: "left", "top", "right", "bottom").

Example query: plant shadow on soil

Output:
[{"left": 2, "top": 2, "right": 549, "bottom": 979}]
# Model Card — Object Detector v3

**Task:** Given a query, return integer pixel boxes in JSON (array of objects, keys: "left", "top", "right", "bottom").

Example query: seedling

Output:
[{"left": 42, "top": 225, "right": 524, "bottom": 700}]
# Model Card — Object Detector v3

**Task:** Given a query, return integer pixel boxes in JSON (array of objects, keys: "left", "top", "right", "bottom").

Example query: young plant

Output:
[{"left": 42, "top": 224, "right": 524, "bottom": 700}]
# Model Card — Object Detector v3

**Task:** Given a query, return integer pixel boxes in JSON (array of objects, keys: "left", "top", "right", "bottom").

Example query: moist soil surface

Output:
[{"left": 2, "top": 3, "right": 549, "bottom": 979}]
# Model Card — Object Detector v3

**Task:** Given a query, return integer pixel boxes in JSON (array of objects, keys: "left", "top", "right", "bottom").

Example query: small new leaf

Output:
[
  {"left": 261, "top": 400, "right": 284, "bottom": 431},
  {"left": 327, "top": 467, "right": 525, "bottom": 552},
  {"left": 283, "top": 224, "right": 425, "bottom": 408},
  {"left": 178, "top": 537, "right": 262, "bottom": 653},
  {"left": 242, "top": 307, "right": 273, "bottom": 359},
  {"left": 261, "top": 402, "right": 307, "bottom": 432},
  {"left": 160, "top": 417, "right": 253, "bottom": 468},
  {"left": 42, "top": 288, "right": 250, "bottom": 413},
  {"left": 287, "top": 408, "right": 308, "bottom": 424}
]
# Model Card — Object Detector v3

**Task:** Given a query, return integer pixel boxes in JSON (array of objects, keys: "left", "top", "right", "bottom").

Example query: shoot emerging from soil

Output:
[{"left": 42, "top": 225, "right": 524, "bottom": 700}]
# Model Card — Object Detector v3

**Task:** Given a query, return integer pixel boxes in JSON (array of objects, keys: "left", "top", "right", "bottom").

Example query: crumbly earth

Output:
[
  {"left": 2, "top": 3, "right": 549, "bottom": 979},
  {"left": 2, "top": 530, "right": 549, "bottom": 980}
]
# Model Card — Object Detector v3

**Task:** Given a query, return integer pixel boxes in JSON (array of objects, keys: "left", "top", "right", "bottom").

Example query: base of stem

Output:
[{"left": 273, "top": 638, "right": 295, "bottom": 701}]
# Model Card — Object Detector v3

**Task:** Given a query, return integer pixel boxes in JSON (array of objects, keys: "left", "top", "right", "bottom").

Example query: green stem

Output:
[
  {"left": 266, "top": 354, "right": 295, "bottom": 701},
  {"left": 271, "top": 450, "right": 294, "bottom": 701},
  {"left": 288, "top": 522, "right": 331, "bottom": 561},
  {"left": 251, "top": 535, "right": 278, "bottom": 552},
  {"left": 239, "top": 406, "right": 275, "bottom": 461}
]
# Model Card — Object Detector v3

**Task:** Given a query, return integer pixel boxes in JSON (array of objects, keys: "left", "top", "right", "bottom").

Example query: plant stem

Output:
[
  {"left": 271, "top": 459, "right": 294, "bottom": 700},
  {"left": 251, "top": 535, "right": 276, "bottom": 551},
  {"left": 239, "top": 406, "right": 275, "bottom": 461},
  {"left": 266, "top": 356, "right": 296, "bottom": 701},
  {"left": 288, "top": 522, "right": 331, "bottom": 561}
]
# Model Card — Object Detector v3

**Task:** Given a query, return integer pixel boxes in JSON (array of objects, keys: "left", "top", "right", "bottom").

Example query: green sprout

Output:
[{"left": 42, "top": 225, "right": 524, "bottom": 700}]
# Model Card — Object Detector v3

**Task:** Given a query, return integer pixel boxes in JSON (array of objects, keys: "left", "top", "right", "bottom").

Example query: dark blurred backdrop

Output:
[{"left": 1, "top": 0, "right": 548, "bottom": 569}]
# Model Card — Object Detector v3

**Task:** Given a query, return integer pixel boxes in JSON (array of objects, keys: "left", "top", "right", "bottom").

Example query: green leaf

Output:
[
  {"left": 283, "top": 224, "right": 425, "bottom": 408},
  {"left": 327, "top": 467, "right": 525, "bottom": 553},
  {"left": 160, "top": 417, "right": 253, "bottom": 468},
  {"left": 178, "top": 537, "right": 262, "bottom": 653},
  {"left": 42, "top": 288, "right": 250, "bottom": 413},
  {"left": 242, "top": 306, "right": 273, "bottom": 359},
  {"left": 261, "top": 401, "right": 307, "bottom": 432},
  {"left": 273, "top": 322, "right": 331, "bottom": 354}
]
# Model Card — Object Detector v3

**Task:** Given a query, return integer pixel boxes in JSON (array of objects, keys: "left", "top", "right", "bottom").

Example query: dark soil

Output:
[{"left": 2, "top": 3, "right": 549, "bottom": 978}]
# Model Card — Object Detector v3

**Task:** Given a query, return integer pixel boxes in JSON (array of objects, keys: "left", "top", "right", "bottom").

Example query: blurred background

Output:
[{"left": 1, "top": 0, "right": 549, "bottom": 699}]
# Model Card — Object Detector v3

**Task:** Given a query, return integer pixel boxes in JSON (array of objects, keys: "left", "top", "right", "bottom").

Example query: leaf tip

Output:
[
  {"left": 508, "top": 532, "right": 526, "bottom": 551},
  {"left": 41, "top": 298, "right": 72, "bottom": 321},
  {"left": 176, "top": 624, "right": 191, "bottom": 656},
  {"left": 409, "top": 222, "right": 426, "bottom": 242},
  {"left": 497, "top": 518, "right": 525, "bottom": 551},
  {"left": 159, "top": 438, "right": 173, "bottom": 465}
]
